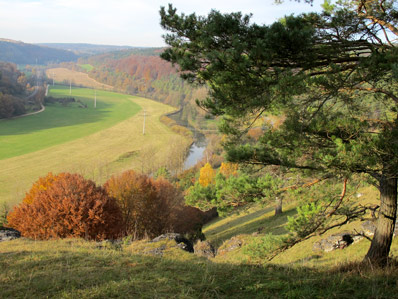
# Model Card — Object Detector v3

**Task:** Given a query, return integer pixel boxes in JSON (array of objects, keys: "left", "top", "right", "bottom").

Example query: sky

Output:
[{"left": 0, "top": 0, "right": 326, "bottom": 47}]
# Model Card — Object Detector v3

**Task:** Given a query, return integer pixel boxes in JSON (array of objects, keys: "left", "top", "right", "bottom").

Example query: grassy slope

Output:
[
  {"left": 1, "top": 235, "right": 397, "bottom": 298},
  {"left": 79, "top": 64, "right": 94, "bottom": 72},
  {"left": 45, "top": 68, "right": 113, "bottom": 90},
  {"left": 0, "top": 86, "right": 190, "bottom": 207},
  {"left": 203, "top": 185, "right": 398, "bottom": 268},
  {"left": 1, "top": 186, "right": 398, "bottom": 297}
]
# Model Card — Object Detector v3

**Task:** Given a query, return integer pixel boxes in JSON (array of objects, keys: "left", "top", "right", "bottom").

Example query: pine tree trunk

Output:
[
  {"left": 275, "top": 197, "right": 282, "bottom": 215},
  {"left": 364, "top": 176, "right": 397, "bottom": 267}
]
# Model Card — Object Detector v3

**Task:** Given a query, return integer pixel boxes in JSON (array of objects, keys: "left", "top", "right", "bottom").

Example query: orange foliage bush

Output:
[
  {"left": 23, "top": 172, "right": 62, "bottom": 205},
  {"left": 7, "top": 173, "right": 123, "bottom": 240},
  {"left": 104, "top": 170, "right": 162, "bottom": 238},
  {"left": 104, "top": 170, "right": 205, "bottom": 239},
  {"left": 219, "top": 162, "right": 238, "bottom": 177}
]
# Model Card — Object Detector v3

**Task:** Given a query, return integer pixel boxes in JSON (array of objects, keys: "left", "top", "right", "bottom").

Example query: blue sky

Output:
[{"left": 0, "top": 0, "right": 325, "bottom": 47}]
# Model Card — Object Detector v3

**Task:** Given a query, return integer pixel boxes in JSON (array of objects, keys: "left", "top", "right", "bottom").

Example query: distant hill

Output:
[
  {"left": 0, "top": 39, "right": 78, "bottom": 65},
  {"left": 77, "top": 50, "right": 208, "bottom": 124},
  {"left": 37, "top": 43, "right": 136, "bottom": 55}
]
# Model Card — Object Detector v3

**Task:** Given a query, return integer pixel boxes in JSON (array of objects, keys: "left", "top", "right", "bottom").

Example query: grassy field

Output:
[
  {"left": 0, "top": 86, "right": 190, "bottom": 208},
  {"left": 79, "top": 64, "right": 94, "bottom": 72},
  {"left": 45, "top": 68, "right": 113, "bottom": 90},
  {"left": 0, "top": 86, "right": 140, "bottom": 160}
]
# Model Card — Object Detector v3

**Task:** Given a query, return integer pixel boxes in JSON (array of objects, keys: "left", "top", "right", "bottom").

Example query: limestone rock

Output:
[
  {"left": 0, "top": 227, "right": 21, "bottom": 242},
  {"left": 361, "top": 220, "right": 376, "bottom": 237},
  {"left": 194, "top": 240, "right": 215, "bottom": 258},
  {"left": 217, "top": 236, "right": 244, "bottom": 256},
  {"left": 313, "top": 232, "right": 358, "bottom": 252},
  {"left": 151, "top": 233, "right": 194, "bottom": 253},
  {"left": 360, "top": 220, "right": 398, "bottom": 237}
]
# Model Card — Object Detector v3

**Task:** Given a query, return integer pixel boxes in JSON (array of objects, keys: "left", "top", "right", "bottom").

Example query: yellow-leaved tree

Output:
[{"left": 199, "top": 162, "right": 215, "bottom": 187}]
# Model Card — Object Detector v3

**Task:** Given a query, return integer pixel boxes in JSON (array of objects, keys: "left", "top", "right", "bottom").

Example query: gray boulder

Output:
[
  {"left": 0, "top": 227, "right": 21, "bottom": 242},
  {"left": 361, "top": 220, "right": 376, "bottom": 237},
  {"left": 361, "top": 220, "right": 398, "bottom": 237},
  {"left": 152, "top": 233, "right": 194, "bottom": 253},
  {"left": 217, "top": 236, "right": 244, "bottom": 256},
  {"left": 313, "top": 232, "right": 359, "bottom": 252}
]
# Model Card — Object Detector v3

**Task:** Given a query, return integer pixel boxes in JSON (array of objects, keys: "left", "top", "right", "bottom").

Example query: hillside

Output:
[
  {"left": 1, "top": 193, "right": 398, "bottom": 298},
  {"left": 203, "top": 186, "right": 398, "bottom": 267},
  {"left": 0, "top": 61, "right": 44, "bottom": 118},
  {"left": 76, "top": 50, "right": 208, "bottom": 124},
  {"left": 45, "top": 68, "right": 113, "bottom": 90},
  {"left": 37, "top": 43, "right": 135, "bottom": 55},
  {"left": 0, "top": 39, "right": 78, "bottom": 65}
]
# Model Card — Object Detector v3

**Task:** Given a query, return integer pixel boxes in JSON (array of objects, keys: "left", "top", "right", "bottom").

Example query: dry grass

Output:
[
  {"left": 204, "top": 184, "right": 398, "bottom": 269},
  {"left": 45, "top": 68, "right": 113, "bottom": 90},
  {"left": 0, "top": 89, "right": 190, "bottom": 208},
  {"left": 1, "top": 237, "right": 398, "bottom": 298}
]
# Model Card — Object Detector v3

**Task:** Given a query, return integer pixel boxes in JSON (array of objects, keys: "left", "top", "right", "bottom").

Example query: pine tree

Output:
[{"left": 160, "top": 1, "right": 398, "bottom": 266}]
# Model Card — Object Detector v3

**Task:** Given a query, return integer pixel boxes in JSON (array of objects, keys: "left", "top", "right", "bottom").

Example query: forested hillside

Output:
[
  {"left": 0, "top": 62, "right": 43, "bottom": 118},
  {"left": 37, "top": 43, "right": 134, "bottom": 55},
  {"left": 0, "top": 39, "right": 78, "bottom": 65},
  {"left": 76, "top": 50, "right": 208, "bottom": 123}
]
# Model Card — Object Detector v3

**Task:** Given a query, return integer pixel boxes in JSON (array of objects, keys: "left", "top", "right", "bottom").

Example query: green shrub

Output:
[{"left": 243, "top": 234, "right": 287, "bottom": 261}]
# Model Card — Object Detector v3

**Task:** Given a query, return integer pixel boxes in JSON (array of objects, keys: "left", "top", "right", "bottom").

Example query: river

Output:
[
  {"left": 183, "top": 133, "right": 207, "bottom": 170},
  {"left": 167, "top": 110, "right": 207, "bottom": 170}
]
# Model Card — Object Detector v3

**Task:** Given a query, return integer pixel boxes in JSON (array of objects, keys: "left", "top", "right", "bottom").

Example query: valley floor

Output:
[{"left": 0, "top": 88, "right": 190, "bottom": 208}]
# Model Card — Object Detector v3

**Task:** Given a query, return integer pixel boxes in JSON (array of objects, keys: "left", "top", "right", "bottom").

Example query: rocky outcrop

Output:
[
  {"left": 360, "top": 220, "right": 398, "bottom": 237},
  {"left": 217, "top": 236, "right": 244, "bottom": 256},
  {"left": 313, "top": 232, "right": 362, "bottom": 252},
  {"left": 194, "top": 240, "right": 215, "bottom": 258},
  {"left": 0, "top": 227, "right": 21, "bottom": 242},
  {"left": 152, "top": 233, "right": 194, "bottom": 253}
]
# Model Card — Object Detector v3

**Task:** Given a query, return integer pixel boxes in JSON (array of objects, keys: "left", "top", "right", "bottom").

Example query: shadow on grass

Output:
[
  {"left": 206, "top": 207, "right": 297, "bottom": 247},
  {"left": 1, "top": 242, "right": 397, "bottom": 298},
  {"left": 0, "top": 99, "right": 114, "bottom": 136}
]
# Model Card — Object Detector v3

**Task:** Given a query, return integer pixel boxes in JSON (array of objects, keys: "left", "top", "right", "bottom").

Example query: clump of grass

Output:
[
  {"left": 115, "top": 151, "right": 138, "bottom": 162},
  {"left": 242, "top": 233, "right": 287, "bottom": 262}
]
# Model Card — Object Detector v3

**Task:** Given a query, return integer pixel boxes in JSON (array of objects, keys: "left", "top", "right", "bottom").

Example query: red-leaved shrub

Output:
[
  {"left": 7, "top": 173, "right": 123, "bottom": 240},
  {"left": 104, "top": 170, "right": 163, "bottom": 238},
  {"left": 104, "top": 170, "right": 205, "bottom": 239}
]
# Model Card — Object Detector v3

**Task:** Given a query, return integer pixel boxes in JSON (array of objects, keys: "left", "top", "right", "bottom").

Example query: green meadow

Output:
[
  {"left": 0, "top": 86, "right": 140, "bottom": 160},
  {"left": 79, "top": 64, "right": 94, "bottom": 72}
]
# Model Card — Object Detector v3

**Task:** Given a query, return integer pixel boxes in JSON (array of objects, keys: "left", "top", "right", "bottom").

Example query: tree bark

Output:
[
  {"left": 275, "top": 197, "right": 282, "bottom": 215},
  {"left": 364, "top": 176, "right": 397, "bottom": 267}
]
